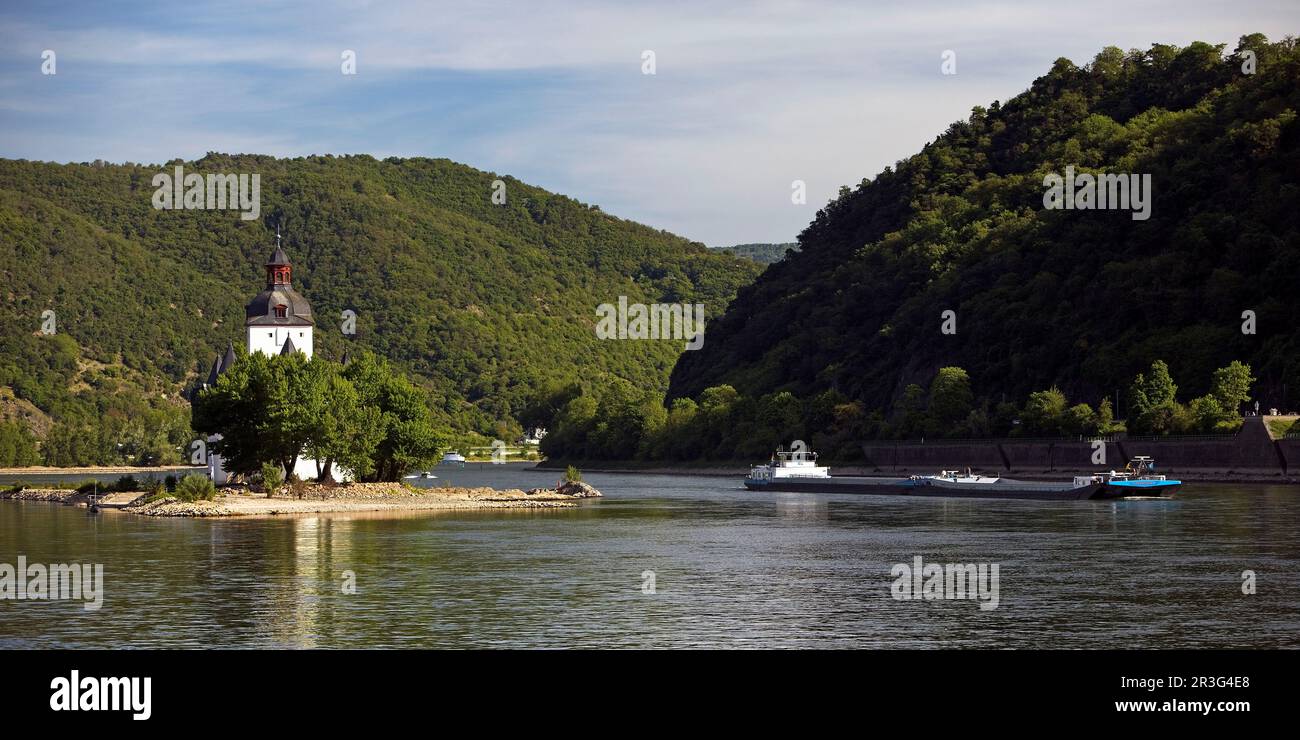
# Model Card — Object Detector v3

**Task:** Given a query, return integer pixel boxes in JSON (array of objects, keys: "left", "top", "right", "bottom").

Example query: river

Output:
[{"left": 1, "top": 465, "right": 1296, "bottom": 648}]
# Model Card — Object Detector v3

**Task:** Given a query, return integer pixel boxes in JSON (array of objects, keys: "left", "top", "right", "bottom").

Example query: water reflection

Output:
[
  {"left": 774, "top": 495, "right": 829, "bottom": 522},
  {"left": 1, "top": 470, "right": 1297, "bottom": 649}
]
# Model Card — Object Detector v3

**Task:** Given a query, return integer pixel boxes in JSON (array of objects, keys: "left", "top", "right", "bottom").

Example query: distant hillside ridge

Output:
[{"left": 670, "top": 35, "right": 1300, "bottom": 413}]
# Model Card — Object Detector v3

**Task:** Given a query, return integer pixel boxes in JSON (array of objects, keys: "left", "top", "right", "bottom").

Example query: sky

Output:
[{"left": 0, "top": 0, "right": 1296, "bottom": 246}]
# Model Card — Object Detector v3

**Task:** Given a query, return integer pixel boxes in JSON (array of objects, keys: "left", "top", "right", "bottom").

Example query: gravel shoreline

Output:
[
  {"left": 2, "top": 480, "right": 602, "bottom": 518},
  {"left": 121, "top": 480, "right": 602, "bottom": 518}
]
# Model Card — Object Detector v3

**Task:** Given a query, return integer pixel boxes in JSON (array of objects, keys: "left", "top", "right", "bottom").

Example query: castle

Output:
[{"left": 202, "top": 238, "right": 335, "bottom": 483}]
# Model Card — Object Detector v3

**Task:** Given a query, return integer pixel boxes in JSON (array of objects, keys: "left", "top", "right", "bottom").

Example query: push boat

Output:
[
  {"left": 1091, "top": 455, "right": 1181, "bottom": 498},
  {"left": 743, "top": 448, "right": 1180, "bottom": 501}
]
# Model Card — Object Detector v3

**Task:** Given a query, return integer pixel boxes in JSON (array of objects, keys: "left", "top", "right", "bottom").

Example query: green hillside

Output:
[
  {"left": 669, "top": 35, "right": 1300, "bottom": 422},
  {"left": 712, "top": 243, "right": 799, "bottom": 264},
  {"left": 0, "top": 154, "right": 760, "bottom": 465}
]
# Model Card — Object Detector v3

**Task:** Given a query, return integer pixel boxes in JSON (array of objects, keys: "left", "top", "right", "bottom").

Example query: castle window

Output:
[{"left": 274, "top": 304, "right": 287, "bottom": 318}]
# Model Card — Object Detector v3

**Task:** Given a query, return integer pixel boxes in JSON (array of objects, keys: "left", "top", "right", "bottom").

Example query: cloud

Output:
[{"left": 0, "top": 0, "right": 1296, "bottom": 244}]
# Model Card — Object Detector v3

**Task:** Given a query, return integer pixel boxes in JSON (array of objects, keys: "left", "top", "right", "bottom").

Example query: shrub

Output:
[
  {"left": 164, "top": 474, "right": 178, "bottom": 492},
  {"left": 74, "top": 479, "right": 102, "bottom": 494},
  {"left": 112, "top": 475, "right": 140, "bottom": 493},
  {"left": 1062, "top": 403, "right": 1100, "bottom": 436},
  {"left": 565, "top": 465, "right": 583, "bottom": 482},
  {"left": 260, "top": 462, "right": 284, "bottom": 497},
  {"left": 143, "top": 478, "right": 168, "bottom": 503},
  {"left": 174, "top": 474, "right": 216, "bottom": 502}
]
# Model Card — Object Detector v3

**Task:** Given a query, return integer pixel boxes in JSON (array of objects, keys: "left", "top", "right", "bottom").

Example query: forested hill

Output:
[
  {"left": 0, "top": 154, "right": 760, "bottom": 463},
  {"left": 669, "top": 35, "right": 1300, "bottom": 414},
  {"left": 712, "top": 243, "right": 799, "bottom": 264}
]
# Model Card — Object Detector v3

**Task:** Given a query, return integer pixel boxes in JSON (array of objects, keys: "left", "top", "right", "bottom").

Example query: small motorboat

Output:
[{"left": 440, "top": 452, "right": 467, "bottom": 467}]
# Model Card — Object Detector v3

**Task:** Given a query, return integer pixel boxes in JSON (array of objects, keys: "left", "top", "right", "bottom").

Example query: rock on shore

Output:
[
  {"left": 123, "top": 496, "right": 235, "bottom": 517},
  {"left": 0, "top": 487, "right": 83, "bottom": 503},
  {"left": 530, "top": 480, "right": 602, "bottom": 498}
]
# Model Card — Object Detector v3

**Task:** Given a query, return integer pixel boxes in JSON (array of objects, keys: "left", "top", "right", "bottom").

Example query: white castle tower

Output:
[
  {"left": 245, "top": 237, "right": 314, "bottom": 358},
  {"left": 205, "top": 236, "right": 339, "bottom": 484}
]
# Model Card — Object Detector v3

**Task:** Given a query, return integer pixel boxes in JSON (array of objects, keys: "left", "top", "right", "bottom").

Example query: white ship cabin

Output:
[{"left": 748, "top": 447, "right": 831, "bottom": 482}]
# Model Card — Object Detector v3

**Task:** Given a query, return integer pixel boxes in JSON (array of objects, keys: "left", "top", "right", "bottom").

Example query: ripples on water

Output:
[{"left": 1, "top": 465, "right": 1297, "bottom": 648}]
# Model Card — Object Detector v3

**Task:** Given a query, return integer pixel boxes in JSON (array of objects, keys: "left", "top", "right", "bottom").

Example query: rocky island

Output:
[{"left": 2, "top": 480, "right": 602, "bottom": 518}]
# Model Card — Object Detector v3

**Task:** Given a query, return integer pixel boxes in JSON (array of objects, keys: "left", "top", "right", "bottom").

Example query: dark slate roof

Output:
[
  {"left": 221, "top": 341, "right": 237, "bottom": 373},
  {"left": 266, "top": 247, "right": 291, "bottom": 266},
  {"left": 205, "top": 356, "right": 221, "bottom": 387},
  {"left": 245, "top": 287, "right": 314, "bottom": 326},
  {"left": 280, "top": 335, "right": 298, "bottom": 355}
]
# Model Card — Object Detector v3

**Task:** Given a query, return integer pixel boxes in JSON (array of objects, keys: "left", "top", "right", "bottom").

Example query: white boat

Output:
[
  {"left": 746, "top": 446, "right": 830, "bottom": 483},
  {"left": 745, "top": 446, "right": 921, "bottom": 494},
  {"left": 440, "top": 452, "right": 466, "bottom": 466},
  {"left": 402, "top": 471, "right": 437, "bottom": 479}
]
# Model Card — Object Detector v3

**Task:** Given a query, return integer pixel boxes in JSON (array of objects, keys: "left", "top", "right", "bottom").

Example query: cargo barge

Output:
[{"left": 743, "top": 448, "right": 1179, "bottom": 501}]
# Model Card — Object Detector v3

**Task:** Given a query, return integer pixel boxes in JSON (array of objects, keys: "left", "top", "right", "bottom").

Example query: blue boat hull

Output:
[{"left": 1094, "top": 479, "right": 1181, "bottom": 499}]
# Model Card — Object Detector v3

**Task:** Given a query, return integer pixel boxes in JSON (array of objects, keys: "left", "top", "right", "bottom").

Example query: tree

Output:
[
  {"left": 520, "top": 381, "right": 581, "bottom": 434},
  {"left": 342, "top": 351, "right": 446, "bottom": 481},
  {"left": 1188, "top": 395, "right": 1228, "bottom": 432},
  {"left": 698, "top": 385, "right": 739, "bottom": 415},
  {"left": 661, "top": 397, "right": 700, "bottom": 460},
  {"left": 541, "top": 394, "right": 598, "bottom": 460},
  {"left": 1142, "top": 360, "right": 1178, "bottom": 407},
  {"left": 1128, "top": 361, "right": 1180, "bottom": 434},
  {"left": 195, "top": 349, "right": 444, "bottom": 482},
  {"left": 1209, "top": 361, "right": 1255, "bottom": 417},
  {"left": 0, "top": 421, "right": 39, "bottom": 467},
  {"left": 893, "top": 384, "right": 927, "bottom": 438},
  {"left": 1062, "top": 403, "right": 1100, "bottom": 436},
  {"left": 928, "top": 367, "right": 974, "bottom": 434},
  {"left": 303, "top": 362, "right": 383, "bottom": 481},
  {"left": 192, "top": 350, "right": 309, "bottom": 478},
  {"left": 1097, "top": 397, "right": 1116, "bottom": 432},
  {"left": 760, "top": 391, "right": 803, "bottom": 439},
  {"left": 269, "top": 352, "right": 318, "bottom": 476},
  {"left": 1022, "top": 387, "right": 1068, "bottom": 436}
]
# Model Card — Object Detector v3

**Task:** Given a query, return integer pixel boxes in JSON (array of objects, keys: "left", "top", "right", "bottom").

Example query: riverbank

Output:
[
  {"left": 2, "top": 480, "right": 602, "bottom": 517},
  {"left": 538, "top": 417, "right": 1300, "bottom": 484}
]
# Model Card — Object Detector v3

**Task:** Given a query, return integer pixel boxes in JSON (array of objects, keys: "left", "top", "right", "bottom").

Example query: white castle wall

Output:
[{"left": 247, "top": 326, "right": 314, "bottom": 358}]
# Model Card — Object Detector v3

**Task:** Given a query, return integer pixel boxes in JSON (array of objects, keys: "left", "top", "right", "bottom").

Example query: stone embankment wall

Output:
[{"left": 862, "top": 416, "right": 1294, "bottom": 478}]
